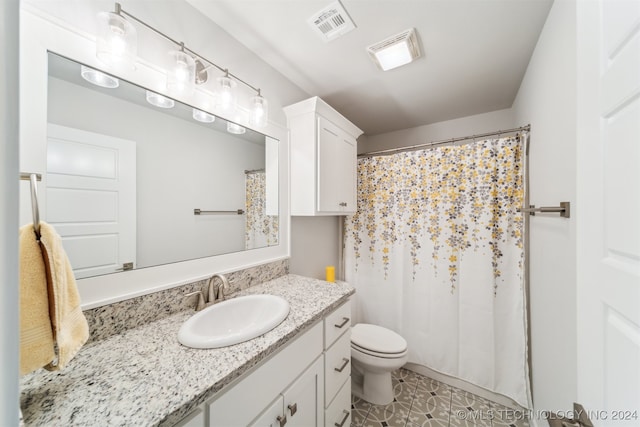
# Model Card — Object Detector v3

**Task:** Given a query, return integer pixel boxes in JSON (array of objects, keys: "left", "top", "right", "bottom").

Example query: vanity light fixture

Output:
[
  {"left": 80, "top": 65, "right": 120, "bottom": 88},
  {"left": 227, "top": 122, "right": 246, "bottom": 135},
  {"left": 367, "top": 28, "right": 421, "bottom": 71},
  {"left": 249, "top": 90, "right": 269, "bottom": 128},
  {"left": 192, "top": 108, "right": 215, "bottom": 123},
  {"left": 96, "top": 3, "right": 137, "bottom": 70},
  {"left": 216, "top": 70, "right": 237, "bottom": 112},
  {"left": 167, "top": 43, "right": 196, "bottom": 95},
  {"left": 146, "top": 90, "right": 175, "bottom": 109},
  {"left": 96, "top": 2, "right": 269, "bottom": 127}
]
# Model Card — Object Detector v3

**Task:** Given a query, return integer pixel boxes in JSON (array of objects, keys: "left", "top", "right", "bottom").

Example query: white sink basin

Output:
[{"left": 177, "top": 294, "right": 290, "bottom": 349}]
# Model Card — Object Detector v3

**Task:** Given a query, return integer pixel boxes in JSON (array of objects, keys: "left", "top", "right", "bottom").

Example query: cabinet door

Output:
[
  {"left": 317, "top": 117, "right": 357, "bottom": 214},
  {"left": 249, "top": 396, "right": 284, "bottom": 427},
  {"left": 283, "top": 356, "right": 324, "bottom": 427}
]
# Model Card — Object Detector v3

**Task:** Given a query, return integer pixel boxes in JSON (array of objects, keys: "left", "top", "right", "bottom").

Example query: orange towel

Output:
[
  {"left": 38, "top": 222, "right": 89, "bottom": 371},
  {"left": 19, "top": 224, "right": 55, "bottom": 375}
]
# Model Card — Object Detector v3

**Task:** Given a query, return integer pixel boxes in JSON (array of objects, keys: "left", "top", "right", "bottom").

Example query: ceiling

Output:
[{"left": 187, "top": 0, "right": 553, "bottom": 136}]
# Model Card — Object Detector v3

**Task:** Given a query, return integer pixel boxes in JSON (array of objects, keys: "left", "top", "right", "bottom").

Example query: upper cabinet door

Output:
[
  {"left": 284, "top": 97, "right": 363, "bottom": 216},
  {"left": 317, "top": 117, "right": 357, "bottom": 214}
]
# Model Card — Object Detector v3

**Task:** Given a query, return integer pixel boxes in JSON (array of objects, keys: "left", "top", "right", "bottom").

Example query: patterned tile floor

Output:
[{"left": 351, "top": 368, "right": 530, "bottom": 427}]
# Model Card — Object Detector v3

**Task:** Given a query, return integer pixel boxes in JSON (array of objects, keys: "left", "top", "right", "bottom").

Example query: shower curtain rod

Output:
[{"left": 358, "top": 124, "right": 531, "bottom": 158}]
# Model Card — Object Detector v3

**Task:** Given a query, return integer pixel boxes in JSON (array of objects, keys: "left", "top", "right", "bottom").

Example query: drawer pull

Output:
[
  {"left": 334, "top": 357, "right": 350, "bottom": 373},
  {"left": 334, "top": 317, "right": 349, "bottom": 328},
  {"left": 288, "top": 403, "right": 297, "bottom": 416},
  {"left": 334, "top": 410, "right": 350, "bottom": 427},
  {"left": 277, "top": 415, "right": 287, "bottom": 427}
]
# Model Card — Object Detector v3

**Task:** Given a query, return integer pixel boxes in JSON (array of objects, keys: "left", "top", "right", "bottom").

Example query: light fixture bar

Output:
[{"left": 113, "top": 2, "right": 262, "bottom": 95}]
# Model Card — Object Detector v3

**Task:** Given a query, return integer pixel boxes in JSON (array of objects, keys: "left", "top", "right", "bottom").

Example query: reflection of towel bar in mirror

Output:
[
  {"left": 20, "top": 173, "right": 43, "bottom": 239},
  {"left": 194, "top": 208, "right": 245, "bottom": 215},
  {"left": 518, "top": 201, "right": 570, "bottom": 218}
]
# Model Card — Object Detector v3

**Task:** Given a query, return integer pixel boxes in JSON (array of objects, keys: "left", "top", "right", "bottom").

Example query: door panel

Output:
[
  {"left": 46, "top": 123, "right": 136, "bottom": 278},
  {"left": 577, "top": 0, "right": 640, "bottom": 418}
]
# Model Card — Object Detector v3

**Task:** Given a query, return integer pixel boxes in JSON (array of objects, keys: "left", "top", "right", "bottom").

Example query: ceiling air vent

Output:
[{"left": 307, "top": 1, "right": 356, "bottom": 42}]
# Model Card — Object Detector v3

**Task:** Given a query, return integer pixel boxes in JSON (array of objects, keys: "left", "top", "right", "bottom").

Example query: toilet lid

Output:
[{"left": 351, "top": 323, "right": 407, "bottom": 354}]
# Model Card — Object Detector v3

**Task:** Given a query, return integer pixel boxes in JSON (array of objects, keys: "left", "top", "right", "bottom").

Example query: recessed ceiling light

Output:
[
  {"left": 367, "top": 28, "right": 421, "bottom": 71},
  {"left": 146, "top": 90, "right": 175, "bottom": 108},
  {"left": 80, "top": 65, "right": 119, "bottom": 88}
]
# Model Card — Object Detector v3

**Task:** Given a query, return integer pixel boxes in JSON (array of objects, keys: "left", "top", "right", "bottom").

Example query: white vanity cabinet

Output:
[
  {"left": 208, "top": 322, "right": 323, "bottom": 426},
  {"left": 284, "top": 97, "right": 363, "bottom": 216},
  {"left": 204, "top": 298, "right": 352, "bottom": 427},
  {"left": 323, "top": 301, "right": 352, "bottom": 427}
]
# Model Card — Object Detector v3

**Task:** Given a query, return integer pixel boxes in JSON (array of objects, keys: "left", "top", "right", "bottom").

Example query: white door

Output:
[
  {"left": 577, "top": 0, "right": 640, "bottom": 423},
  {"left": 46, "top": 124, "right": 136, "bottom": 279}
]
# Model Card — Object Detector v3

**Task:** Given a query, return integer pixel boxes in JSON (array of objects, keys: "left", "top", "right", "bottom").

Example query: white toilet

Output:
[{"left": 350, "top": 323, "right": 408, "bottom": 405}]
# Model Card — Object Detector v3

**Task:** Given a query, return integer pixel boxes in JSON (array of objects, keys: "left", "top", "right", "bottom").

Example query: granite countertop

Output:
[{"left": 20, "top": 274, "right": 354, "bottom": 426}]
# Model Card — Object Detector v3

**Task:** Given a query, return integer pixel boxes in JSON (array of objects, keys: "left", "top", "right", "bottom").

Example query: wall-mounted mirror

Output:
[{"left": 45, "top": 52, "right": 279, "bottom": 279}]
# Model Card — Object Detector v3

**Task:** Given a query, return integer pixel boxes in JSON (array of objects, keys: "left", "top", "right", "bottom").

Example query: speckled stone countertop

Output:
[{"left": 20, "top": 274, "right": 354, "bottom": 426}]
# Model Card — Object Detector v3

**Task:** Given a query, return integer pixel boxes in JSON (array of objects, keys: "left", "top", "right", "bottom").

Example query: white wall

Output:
[
  {"left": 48, "top": 76, "right": 265, "bottom": 268},
  {"left": 360, "top": 108, "right": 516, "bottom": 153},
  {"left": 512, "top": 0, "right": 577, "bottom": 412},
  {"left": 0, "top": 0, "right": 19, "bottom": 424},
  {"left": 290, "top": 216, "right": 341, "bottom": 280}
]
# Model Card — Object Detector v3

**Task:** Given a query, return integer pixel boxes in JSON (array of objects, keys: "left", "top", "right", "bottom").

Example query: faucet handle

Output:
[{"left": 185, "top": 290, "right": 206, "bottom": 311}]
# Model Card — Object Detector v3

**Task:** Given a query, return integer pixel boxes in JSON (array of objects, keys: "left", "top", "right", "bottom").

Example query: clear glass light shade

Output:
[
  {"left": 146, "top": 90, "right": 175, "bottom": 109},
  {"left": 80, "top": 65, "right": 119, "bottom": 88},
  {"left": 227, "top": 122, "right": 246, "bottom": 135},
  {"left": 192, "top": 108, "right": 215, "bottom": 123},
  {"left": 167, "top": 50, "right": 195, "bottom": 95},
  {"left": 215, "top": 75, "right": 237, "bottom": 111},
  {"left": 249, "top": 94, "right": 268, "bottom": 128},
  {"left": 96, "top": 12, "right": 137, "bottom": 69}
]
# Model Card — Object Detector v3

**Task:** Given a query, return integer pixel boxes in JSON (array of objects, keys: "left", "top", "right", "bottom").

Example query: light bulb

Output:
[
  {"left": 215, "top": 74, "right": 237, "bottom": 111},
  {"left": 96, "top": 11, "right": 137, "bottom": 70},
  {"left": 249, "top": 93, "right": 268, "bottom": 128},
  {"left": 167, "top": 49, "right": 195, "bottom": 95}
]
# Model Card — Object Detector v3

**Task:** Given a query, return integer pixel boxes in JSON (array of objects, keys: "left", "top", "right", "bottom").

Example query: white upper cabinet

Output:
[{"left": 284, "top": 97, "right": 363, "bottom": 216}]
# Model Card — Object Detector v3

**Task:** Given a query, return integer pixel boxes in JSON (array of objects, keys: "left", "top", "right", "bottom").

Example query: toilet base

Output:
[{"left": 351, "top": 368, "right": 394, "bottom": 405}]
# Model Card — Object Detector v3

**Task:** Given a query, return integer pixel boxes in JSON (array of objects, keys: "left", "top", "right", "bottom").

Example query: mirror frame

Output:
[{"left": 20, "top": 6, "right": 290, "bottom": 309}]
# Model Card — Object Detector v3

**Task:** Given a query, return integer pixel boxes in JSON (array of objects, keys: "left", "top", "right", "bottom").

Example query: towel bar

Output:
[
  {"left": 20, "top": 172, "right": 42, "bottom": 239},
  {"left": 517, "top": 201, "right": 570, "bottom": 218},
  {"left": 194, "top": 208, "right": 245, "bottom": 215}
]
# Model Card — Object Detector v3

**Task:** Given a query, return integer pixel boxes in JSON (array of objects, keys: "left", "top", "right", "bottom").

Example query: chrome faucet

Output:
[{"left": 185, "top": 273, "right": 231, "bottom": 311}]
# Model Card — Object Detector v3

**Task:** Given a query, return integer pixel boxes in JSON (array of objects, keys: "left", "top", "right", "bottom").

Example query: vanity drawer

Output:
[
  {"left": 324, "top": 300, "right": 351, "bottom": 349},
  {"left": 325, "top": 380, "right": 351, "bottom": 427},
  {"left": 324, "top": 328, "right": 351, "bottom": 406}
]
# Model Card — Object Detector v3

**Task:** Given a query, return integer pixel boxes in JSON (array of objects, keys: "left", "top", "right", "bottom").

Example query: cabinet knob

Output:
[
  {"left": 339, "top": 202, "right": 347, "bottom": 207},
  {"left": 277, "top": 415, "right": 287, "bottom": 427},
  {"left": 334, "top": 410, "right": 350, "bottom": 427},
  {"left": 334, "top": 357, "right": 350, "bottom": 373},
  {"left": 288, "top": 403, "right": 297, "bottom": 416}
]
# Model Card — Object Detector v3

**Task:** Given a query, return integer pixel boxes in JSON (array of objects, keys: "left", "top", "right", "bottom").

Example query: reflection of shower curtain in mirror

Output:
[
  {"left": 245, "top": 172, "right": 279, "bottom": 249},
  {"left": 344, "top": 136, "right": 530, "bottom": 406}
]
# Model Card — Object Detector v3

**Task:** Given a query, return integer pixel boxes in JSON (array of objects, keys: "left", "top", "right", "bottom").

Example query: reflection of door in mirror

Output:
[{"left": 46, "top": 124, "right": 136, "bottom": 279}]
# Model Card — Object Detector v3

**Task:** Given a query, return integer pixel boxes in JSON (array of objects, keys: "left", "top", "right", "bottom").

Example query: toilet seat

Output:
[
  {"left": 352, "top": 342, "right": 408, "bottom": 359},
  {"left": 351, "top": 324, "right": 407, "bottom": 358}
]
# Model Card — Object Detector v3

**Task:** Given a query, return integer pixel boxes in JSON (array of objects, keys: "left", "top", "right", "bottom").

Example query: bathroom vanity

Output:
[{"left": 19, "top": 275, "right": 354, "bottom": 426}]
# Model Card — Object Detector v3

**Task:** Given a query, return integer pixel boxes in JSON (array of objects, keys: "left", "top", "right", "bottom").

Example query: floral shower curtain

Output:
[
  {"left": 344, "top": 136, "right": 530, "bottom": 406},
  {"left": 245, "top": 171, "right": 278, "bottom": 249}
]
